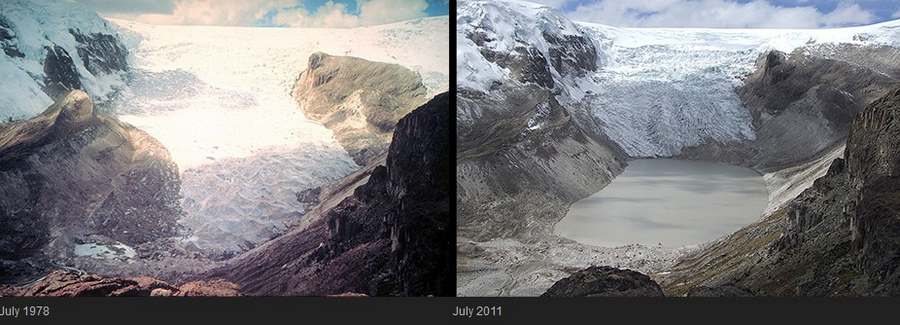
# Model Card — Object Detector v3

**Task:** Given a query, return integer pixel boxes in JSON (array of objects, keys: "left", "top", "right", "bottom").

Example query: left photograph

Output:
[{"left": 0, "top": 0, "right": 451, "bottom": 297}]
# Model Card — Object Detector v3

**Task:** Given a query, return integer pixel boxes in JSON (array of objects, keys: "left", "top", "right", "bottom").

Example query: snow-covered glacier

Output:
[
  {"left": 458, "top": 0, "right": 900, "bottom": 157},
  {"left": 109, "top": 17, "right": 449, "bottom": 255}
]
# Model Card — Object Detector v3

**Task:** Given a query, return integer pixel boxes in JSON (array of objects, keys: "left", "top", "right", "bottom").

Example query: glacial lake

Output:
[{"left": 554, "top": 159, "right": 768, "bottom": 248}]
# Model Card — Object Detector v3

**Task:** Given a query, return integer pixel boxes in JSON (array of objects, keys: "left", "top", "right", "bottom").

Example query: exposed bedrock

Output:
[
  {"left": 457, "top": 87, "right": 626, "bottom": 242},
  {"left": 681, "top": 44, "right": 900, "bottom": 169},
  {"left": 541, "top": 266, "right": 664, "bottom": 297},
  {"left": 206, "top": 93, "right": 451, "bottom": 296},
  {"left": 292, "top": 52, "right": 430, "bottom": 165},
  {"left": 0, "top": 90, "right": 183, "bottom": 283},
  {"left": 662, "top": 86, "right": 900, "bottom": 296}
]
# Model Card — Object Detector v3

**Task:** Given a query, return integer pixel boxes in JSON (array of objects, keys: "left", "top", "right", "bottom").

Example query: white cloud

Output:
[
  {"left": 273, "top": 0, "right": 429, "bottom": 28},
  {"left": 108, "top": 0, "right": 293, "bottom": 26},
  {"left": 106, "top": 0, "right": 429, "bottom": 27},
  {"left": 526, "top": 0, "right": 571, "bottom": 8},
  {"left": 567, "top": 0, "right": 876, "bottom": 28}
]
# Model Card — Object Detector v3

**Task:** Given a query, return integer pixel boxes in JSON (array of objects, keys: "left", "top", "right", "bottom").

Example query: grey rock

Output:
[{"left": 42, "top": 45, "right": 82, "bottom": 100}]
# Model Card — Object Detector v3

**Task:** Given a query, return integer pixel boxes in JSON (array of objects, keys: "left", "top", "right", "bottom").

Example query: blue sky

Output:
[
  {"left": 535, "top": 0, "right": 900, "bottom": 28},
  {"left": 74, "top": 0, "right": 449, "bottom": 27}
]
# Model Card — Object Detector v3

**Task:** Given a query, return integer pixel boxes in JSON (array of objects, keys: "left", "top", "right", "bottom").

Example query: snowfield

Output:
[
  {"left": 109, "top": 17, "right": 449, "bottom": 254},
  {"left": 458, "top": 0, "right": 900, "bottom": 157}
]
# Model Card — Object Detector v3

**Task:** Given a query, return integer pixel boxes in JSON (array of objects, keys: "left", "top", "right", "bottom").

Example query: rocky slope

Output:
[
  {"left": 292, "top": 52, "right": 430, "bottom": 165},
  {"left": 0, "top": 90, "right": 184, "bottom": 283},
  {"left": 0, "top": 270, "right": 238, "bottom": 297},
  {"left": 661, "top": 87, "right": 900, "bottom": 296},
  {"left": 206, "top": 93, "right": 451, "bottom": 296},
  {"left": 0, "top": 0, "right": 129, "bottom": 120},
  {"left": 681, "top": 45, "right": 900, "bottom": 169}
]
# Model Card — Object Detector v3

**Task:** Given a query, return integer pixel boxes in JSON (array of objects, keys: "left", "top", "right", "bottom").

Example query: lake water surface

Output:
[{"left": 554, "top": 159, "right": 768, "bottom": 248}]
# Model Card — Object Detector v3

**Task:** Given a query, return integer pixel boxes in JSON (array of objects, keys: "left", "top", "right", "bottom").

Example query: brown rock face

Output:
[
  {"left": 0, "top": 90, "right": 183, "bottom": 283},
  {"left": 0, "top": 270, "right": 239, "bottom": 297},
  {"left": 292, "top": 52, "right": 430, "bottom": 165},
  {"left": 175, "top": 280, "right": 240, "bottom": 297}
]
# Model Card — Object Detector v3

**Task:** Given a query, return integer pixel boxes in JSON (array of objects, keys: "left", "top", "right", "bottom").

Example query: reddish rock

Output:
[
  {"left": 1, "top": 270, "right": 240, "bottom": 297},
  {"left": 175, "top": 280, "right": 240, "bottom": 297}
]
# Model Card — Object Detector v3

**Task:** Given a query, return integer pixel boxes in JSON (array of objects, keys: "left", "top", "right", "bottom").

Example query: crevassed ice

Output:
[{"left": 110, "top": 18, "right": 448, "bottom": 253}]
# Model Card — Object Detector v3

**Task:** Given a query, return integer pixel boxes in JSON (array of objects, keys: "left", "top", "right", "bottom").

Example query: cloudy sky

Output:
[
  {"left": 73, "top": 0, "right": 449, "bottom": 27},
  {"left": 531, "top": 0, "right": 900, "bottom": 28}
]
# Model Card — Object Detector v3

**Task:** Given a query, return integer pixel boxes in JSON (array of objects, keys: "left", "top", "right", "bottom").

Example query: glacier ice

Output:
[
  {"left": 458, "top": 0, "right": 900, "bottom": 158},
  {"left": 110, "top": 17, "right": 449, "bottom": 255}
]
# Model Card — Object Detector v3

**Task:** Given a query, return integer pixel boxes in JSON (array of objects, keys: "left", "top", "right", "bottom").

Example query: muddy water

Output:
[{"left": 555, "top": 159, "right": 768, "bottom": 248}]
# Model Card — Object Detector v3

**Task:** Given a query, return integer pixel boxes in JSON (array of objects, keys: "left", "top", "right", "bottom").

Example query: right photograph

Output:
[{"left": 456, "top": 0, "right": 900, "bottom": 297}]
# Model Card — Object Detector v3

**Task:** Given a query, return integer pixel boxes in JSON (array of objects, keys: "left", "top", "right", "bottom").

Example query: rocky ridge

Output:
[{"left": 0, "top": 90, "right": 185, "bottom": 283}]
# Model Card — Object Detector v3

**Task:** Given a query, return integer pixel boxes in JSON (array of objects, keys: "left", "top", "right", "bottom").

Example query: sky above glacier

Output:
[
  {"left": 531, "top": 0, "right": 900, "bottom": 28},
  {"left": 73, "top": 0, "right": 449, "bottom": 27}
]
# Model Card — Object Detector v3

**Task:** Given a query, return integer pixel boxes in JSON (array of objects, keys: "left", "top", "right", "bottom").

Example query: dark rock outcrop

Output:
[
  {"left": 542, "top": 30, "right": 597, "bottom": 78},
  {"left": 42, "top": 45, "right": 83, "bottom": 100},
  {"left": 0, "top": 15, "right": 24, "bottom": 58},
  {"left": 0, "top": 90, "right": 183, "bottom": 283},
  {"left": 292, "top": 52, "right": 429, "bottom": 165},
  {"left": 69, "top": 28, "right": 128, "bottom": 76},
  {"left": 845, "top": 86, "right": 900, "bottom": 295},
  {"left": 541, "top": 266, "right": 664, "bottom": 297},
  {"left": 0, "top": 270, "right": 238, "bottom": 297},
  {"left": 206, "top": 93, "right": 451, "bottom": 296}
]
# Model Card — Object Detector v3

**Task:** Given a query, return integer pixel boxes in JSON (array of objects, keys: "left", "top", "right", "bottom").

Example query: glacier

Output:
[
  {"left": 109, "top": 18, "right": 449, "bottom": 255},
  {"left": 458, "top": 0, "right": 900, "bottom": 157}
]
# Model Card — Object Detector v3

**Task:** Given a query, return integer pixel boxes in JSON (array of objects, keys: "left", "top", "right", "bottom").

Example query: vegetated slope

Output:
[
  {"left": 0, "top": 0, "right": 128, "bottom": 120},
  {"left": 0, "top": 90, "right": 183, "bottom": 283},
  {"left": 457, "top": 0, "right": 900, "bottom": 296},
  {"left": 206, "top": 93, "right": 451, "bottom": 296},
  {"left": 293, "top": 52, "right": 430, "bottom": 165}
]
